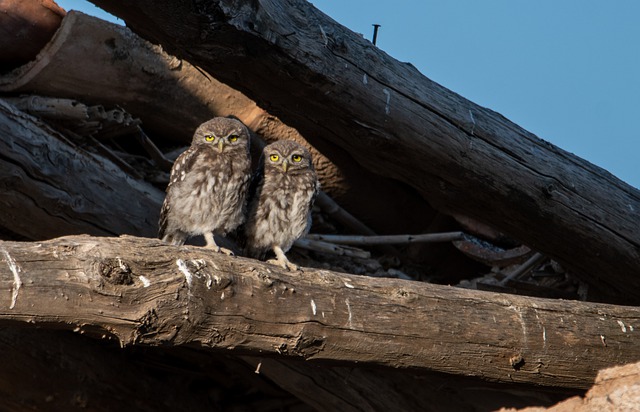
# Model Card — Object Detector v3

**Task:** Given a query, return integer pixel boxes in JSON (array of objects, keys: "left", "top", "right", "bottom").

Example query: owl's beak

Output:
[
  {"left": 217, "top": 139, "right": 225, "bottom": 152},
  {"left": 282, "top": 160, "right": 289, "bottom": 172}
]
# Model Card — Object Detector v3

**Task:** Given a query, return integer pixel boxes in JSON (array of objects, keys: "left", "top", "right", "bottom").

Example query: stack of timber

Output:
[{"left": 0, "top": 1, "right": 639, "bottom": 410}]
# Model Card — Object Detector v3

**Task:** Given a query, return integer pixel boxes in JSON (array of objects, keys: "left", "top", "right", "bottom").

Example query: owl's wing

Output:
[
  {"left": 158, "top": 146, "right": 200, "bottom": 239},
  {"left": 309, "top": 176, "right": 320, "bottom": 211},
  {"left": 235, "top": 155, "right": 265, "bottom": 251},
  {"left": 165, "top": 146, "right": 201, "bottom": 189},
  {"left": 246, "top": 154, "right": 266, "bottom": 206}
]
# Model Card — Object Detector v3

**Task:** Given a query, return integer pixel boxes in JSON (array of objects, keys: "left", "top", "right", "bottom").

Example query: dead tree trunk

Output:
[
  {"left": 1, "top": 234, "right": 639, "bottom": 390},
  {"left": 89, "top": 0, "right": 640, "bottom": 304}
]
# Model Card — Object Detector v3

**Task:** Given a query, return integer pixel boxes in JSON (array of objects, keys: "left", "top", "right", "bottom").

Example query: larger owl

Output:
[
  {"left": 244, "top": 140, "right": 319, "bottom": 270},
  {"left": 158, "top": 117, "right": 251, "bottom": 254}
]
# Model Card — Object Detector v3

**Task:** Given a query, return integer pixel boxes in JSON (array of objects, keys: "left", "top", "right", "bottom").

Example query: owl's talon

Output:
[
  {"left": 266, "top": 258, "right": 299, "bottom": 271},
  {"left": 204, "top": 244, "right": 235, "bottom": 256},
  {"left": 219, "top": 247, "right": 235, "bottom": 256}
]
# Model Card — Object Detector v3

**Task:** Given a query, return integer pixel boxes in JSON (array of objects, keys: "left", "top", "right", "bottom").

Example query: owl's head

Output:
[
  {"left": 263, "top": 140, "right": 314, "bottom": 174},
  {"left": 193, "top": 117, "right": 250, "bottom": 153}
]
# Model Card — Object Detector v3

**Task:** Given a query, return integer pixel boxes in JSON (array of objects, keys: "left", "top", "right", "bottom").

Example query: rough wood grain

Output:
[
  {"left": 87, "top": 0, "right": 640, "bottom": 303},
  {"left": 0, "top": 98, "right": 163, "bottom": 239},
  {"left": 1, "top": 234, "right": 639, "bottom": 390}
]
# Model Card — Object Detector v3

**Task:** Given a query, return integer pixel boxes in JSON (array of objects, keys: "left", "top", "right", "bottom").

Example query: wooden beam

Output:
[
  {"left": 87, "top": 0, "right": 640, "bottom": 303},
  {"left": 1, "top": 234, "right": 639, "bottom": 390}
]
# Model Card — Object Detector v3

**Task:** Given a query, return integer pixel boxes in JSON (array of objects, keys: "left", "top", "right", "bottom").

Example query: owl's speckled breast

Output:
[
  {"left": 169, "top": 148, "right": 250, "bottom": 236},
  {"left": 247, "top": 170, "right": 317, "bottom": 253}
]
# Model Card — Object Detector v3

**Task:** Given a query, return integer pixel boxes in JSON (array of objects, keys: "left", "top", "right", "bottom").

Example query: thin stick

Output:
[
  {"left": 294, "top": 238, "right": 371, "bottom": 259},
  {"left": 499, "top": 252, "right": 547, "bottom": 286},
  {"left": 305, "top": 232, "right": 465, "bottom": 246},
  {"left": 137, "top": 129, "right": 174, "bottom": 171},
  {"left": 315, "top": 191, "right": 377, "bottom": 236}
]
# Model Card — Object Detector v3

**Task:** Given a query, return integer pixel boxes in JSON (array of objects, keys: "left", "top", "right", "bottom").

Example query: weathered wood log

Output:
[
  {"left": 1, "top": 234, "right": 639, "bottom": 390},
  {"left": 0, "top": 98, "right": 163, "bottom": 239},
  {"left": 0, "top": 0, "right": 65, "bottom": 70},
  {"left": 88, "top": 0, "right": 640, "bottom": 303}
]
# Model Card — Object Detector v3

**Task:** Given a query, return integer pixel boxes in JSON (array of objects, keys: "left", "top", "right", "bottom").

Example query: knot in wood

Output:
[{"left": 98, "top": 257, "right": 134, "bottom": 285}]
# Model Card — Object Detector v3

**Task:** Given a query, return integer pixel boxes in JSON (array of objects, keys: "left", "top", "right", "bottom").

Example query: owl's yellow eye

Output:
[
  {"left": 204, "top": 135, "right": 215, "bottom": 142},
  {"left": 269, "top": 154, "right": 279, "bottom": 162},
  {"left": 291, "top": 154, "right": 302, "bottom": 162},
  {"left": 228, "top": 135, "right": 239, "bottom": 143}
]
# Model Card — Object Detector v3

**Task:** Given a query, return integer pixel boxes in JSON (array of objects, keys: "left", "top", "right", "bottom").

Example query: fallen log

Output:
[
  {"left": 0, "top": 98, "right": 163, "bottom": 239},
  {"left": 1, "top": 234, "right": 639, "bottom": 390},
  {"left": 88, "top": 0, "right": 640, "bottom": 303}
]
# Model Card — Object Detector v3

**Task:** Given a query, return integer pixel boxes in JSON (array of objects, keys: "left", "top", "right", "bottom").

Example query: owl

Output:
[
  {"left": 244, "top": 140, "right": 319, "bottom": 270},
  {"left": 158, "top": 117, "right": 252, "bottom": 254}
]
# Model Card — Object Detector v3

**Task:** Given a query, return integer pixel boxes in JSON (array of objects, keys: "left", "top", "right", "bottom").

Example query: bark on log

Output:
[
  {"left": 0, "top": 98, "right": 162, "bottom": 239},
  {"left": 87, "top": 0, "right": 640, "bottom": 303},
  {"left": 1, "top": 234, "right": 639, "bottom": 390}
]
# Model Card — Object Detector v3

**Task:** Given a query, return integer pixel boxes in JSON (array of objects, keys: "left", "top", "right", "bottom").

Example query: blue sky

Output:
[{"left": 58, "top": 1, "right": 639, "bottom": 188}]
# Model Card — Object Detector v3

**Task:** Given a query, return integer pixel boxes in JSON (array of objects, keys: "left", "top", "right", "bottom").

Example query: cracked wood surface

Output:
[
  {"left": 1, "top": 235, "right": 639, "bottom": 390},
  {"left": 88, "top": 0, "right": 640, "bottom": 304}
]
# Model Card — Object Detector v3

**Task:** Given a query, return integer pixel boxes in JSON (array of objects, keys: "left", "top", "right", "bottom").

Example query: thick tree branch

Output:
[
  {"left": 1, "top": 235, "right": 639, "bottom": 390},
  {"left": 87, "top": 0, "right": 640, "bottom": 303}
]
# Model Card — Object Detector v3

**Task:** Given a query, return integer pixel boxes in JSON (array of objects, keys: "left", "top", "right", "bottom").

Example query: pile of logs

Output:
[{"left": 1, "top": 1, "right": 639, "bottom": 410}]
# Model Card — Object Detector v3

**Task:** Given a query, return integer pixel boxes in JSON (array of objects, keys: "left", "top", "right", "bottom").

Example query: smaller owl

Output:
[
  {"left": 244, "top": 140, "right": 319, "bottom": 270},
  {"left": 158, "top": 117, "right": 252, "bottom": 254}
]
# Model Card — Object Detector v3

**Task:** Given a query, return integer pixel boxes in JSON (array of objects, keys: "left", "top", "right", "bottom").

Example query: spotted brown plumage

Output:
[
  {"left": 158, "top": 117, "right": 251, "bottom": 254},
  {"left": 243, "top": 140, "right": 319, "bottom": 270}
]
